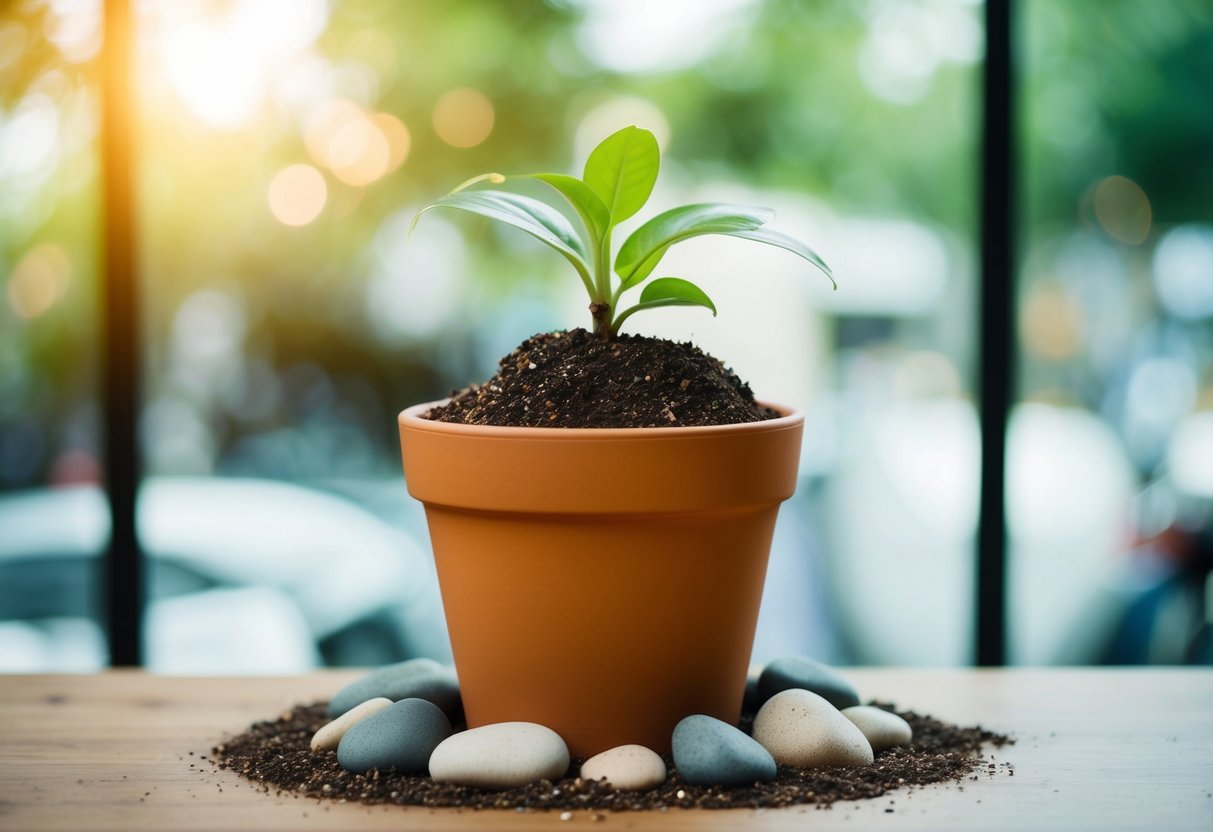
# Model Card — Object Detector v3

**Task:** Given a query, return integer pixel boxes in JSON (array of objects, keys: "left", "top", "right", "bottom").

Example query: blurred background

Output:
[{"left": 1, "top": 0, "right": 1211, "bottom": 673}]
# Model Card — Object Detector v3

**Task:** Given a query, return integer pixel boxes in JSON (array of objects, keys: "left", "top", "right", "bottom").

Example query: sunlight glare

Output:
[{"left": 153, "top": 0, "right": 328, "bottom": 131}]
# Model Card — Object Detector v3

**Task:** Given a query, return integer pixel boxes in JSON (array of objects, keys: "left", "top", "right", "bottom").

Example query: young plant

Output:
[{"left": 414, "top": 126, "right": 835, "bottom": 341}]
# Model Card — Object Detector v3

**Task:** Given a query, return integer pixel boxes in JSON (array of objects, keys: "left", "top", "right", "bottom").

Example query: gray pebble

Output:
[
  {"left": 672, "top": 715, "right": 776, "bottom": 787},
  {"left": 327, "top": 658, "right": 461, "bottom": 719},
  {"left": 336, "top": 697, "right": 452, "bottom": 774},
  {"left": 757, "top": 656, "right": 860, "bottom": 710}
]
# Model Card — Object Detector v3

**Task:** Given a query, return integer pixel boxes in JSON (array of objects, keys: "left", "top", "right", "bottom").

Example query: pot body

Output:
[{"left": 399, "top": 401, "right": 804, "bottom": 756}]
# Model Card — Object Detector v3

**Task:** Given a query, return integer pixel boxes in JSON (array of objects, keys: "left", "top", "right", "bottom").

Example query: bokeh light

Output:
[
  {"left": 0, "top": 93, "right": 61, "bottom": 180},
  {"left": 574, "top": 97, "right": 671, "bottom": 162},
  {"left": 432, "top": 88, "right": 495, "bottom": 149},
  {"left": 305, "top": 100, "right": 362, "bottom": 167},
  {"left": 857, "top": 0, "right": 981, "bottom": 105},
  {"left": 574, "top": 0, "right": 757, "bottom": 74},
  {"left": 373, "top": 113, "right": 411, "bottom": 174},
  {"left": 1092, "top": 175, "right": 1151, "bottom": 245},
  {"left": 1168, "top": 411, "right": 1213, "bottom": 498},
  {"left": 304, "top": 101, "right": 407, "bottom": 187},
  {"left": 1152, "top": 224, "right": 1213, "bottom": 320},
  {"left": 45, "top": 0, "right": 101, "bottom": 63},
  {"left": 1022, "top": 281, "right": 1084, "bottom": 361},
  {"left": 329, "top": 114, "right": 390, "bottom": 186},
  {"left": 267, "top": 164, "right": 327, "bottom": 226},
  {"left": 6, "top": 244, "right": 72, "bottom": 320}
]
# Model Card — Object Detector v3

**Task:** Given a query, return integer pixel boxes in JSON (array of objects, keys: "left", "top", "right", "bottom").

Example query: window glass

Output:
[
  {"left": 3, "top": 0, "right": 982, "bottom": 671},
  {"left": 1015, "top": 0, "right": 1213, "bottom": 664},
  {"left": 0, "top": 2, "right": 106, "bottom": 671}
]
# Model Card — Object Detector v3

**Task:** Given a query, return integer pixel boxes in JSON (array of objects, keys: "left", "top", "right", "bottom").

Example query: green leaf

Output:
[
  {"left": 414, "top": 189, "right": 586, "bottom": 258},
  {"left": 520, "top": 173, "right": 610, "bottom": 241},
  {"left": 728, "top": 226, "right": 836, "bottom": 289},
  {"left": 582, "top": 126, "right": 660, "bottom": 225},
  {"left": 621, "top": 243, "right": 670, "bottom": 288},
  {"left": 612, "top": 277, "right": 717, "bottom": 335},
  {"left": 615, "top": 203, "right": 774, "bottom": 287},
  {"left": 413, "top": 189, "right": 593, "bottom": 292},
  {"left": 638, "top": 277, "right": 717, "bottom": 313}
]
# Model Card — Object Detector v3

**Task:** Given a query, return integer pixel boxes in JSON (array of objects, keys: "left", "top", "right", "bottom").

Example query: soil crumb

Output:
[
  {"left": 212, "top": 702, "right": 1012, "bottom": 812},
  {"left": 424, "top": 329, "right": 778, "bottom": 428}
]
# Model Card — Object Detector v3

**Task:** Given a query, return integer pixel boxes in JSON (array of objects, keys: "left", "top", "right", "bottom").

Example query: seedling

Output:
[{"left": 414, "top": 126, "right": 834, "bottom": 341}]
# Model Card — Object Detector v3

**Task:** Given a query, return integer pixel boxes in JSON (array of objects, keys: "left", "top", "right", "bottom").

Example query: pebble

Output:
[
  {"left": 841, "top": 705, "right": 913, "bottom": 751},
  {"left": 429, "top": 722, "right": 570, "bottom": 790},
  {"left": 756, "top": 656, "right": 860, "bottom": 710},
  {"left": 327, "top": 658, "right": 461, "bottom": 719},
  {"left": 580, "top": 744, "right": 667, "bottom": 791},
  {"left": 336, "top": 698, "right": 452, "bottom": 775},
  {"left": 671, "top": 715, "right": 777, "bottom": 787},
  {"left": 311, "top": 697, "right": 392, "bottom": 752},
  {"left": 753, "top": 688, "right": 874, "bottom": 768}
]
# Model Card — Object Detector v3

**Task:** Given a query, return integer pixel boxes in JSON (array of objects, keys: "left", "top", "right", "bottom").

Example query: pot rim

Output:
[{"left": 398, "top": 398, "right": 803, "bottom": 439}]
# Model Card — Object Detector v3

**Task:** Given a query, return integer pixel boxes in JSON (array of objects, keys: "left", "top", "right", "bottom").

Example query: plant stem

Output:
[
  {"left": 590, "top": 227, "right": 614, "bottom": 339},
  {"left": 590, "top": 302, "right": 613, "bottom": 340}
]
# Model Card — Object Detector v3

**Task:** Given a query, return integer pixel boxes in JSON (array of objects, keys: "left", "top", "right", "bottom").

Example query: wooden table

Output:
[{"left": 1, "top": 669, "right": 1210, "bottom": 830}]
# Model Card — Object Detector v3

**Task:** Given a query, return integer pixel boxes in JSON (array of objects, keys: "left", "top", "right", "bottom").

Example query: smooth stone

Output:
[
  {"left": 753, "top": 689, "right": 874, "bottom": 768},
  {"left": 429, "top": 722, "right": 570, "bottom": 790},
  {"left": 580, "top": 744, "right": 667, "bottom": 791},
  {"left": 842, "top": 705, "right": 913, "bottom": 751},
  {"left": 336, "top": 698, "right": 452, "bottom": 774},
  {"left": 671, "top": 715, "right": 777, "bottom": 787},
  {"left": 327, "top": 658, "right": 461, "bottom": 719},
  {"left": 311, "top": 697, "right": 392, "bottom": 752},
  {"left": 756, "top": 656, "right": 860, "bottom": 710}
]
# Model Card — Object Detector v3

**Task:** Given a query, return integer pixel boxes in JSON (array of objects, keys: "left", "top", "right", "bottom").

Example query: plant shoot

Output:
[{"left": 414, "top": 126, "right": 834, "bottom": 340}]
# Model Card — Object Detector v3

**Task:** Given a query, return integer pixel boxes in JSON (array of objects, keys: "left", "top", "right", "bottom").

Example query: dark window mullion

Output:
[
  {"left": 976, "top": 0, "right": 1016, "bottom": 667},
  {"left": 100, "top": 0, "right": 144, "bottom": 667}
]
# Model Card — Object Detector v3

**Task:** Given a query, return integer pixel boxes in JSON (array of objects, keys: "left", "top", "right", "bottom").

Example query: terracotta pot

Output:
[{"left": 398, "top": 400, "right": 804, "bottom": 757}]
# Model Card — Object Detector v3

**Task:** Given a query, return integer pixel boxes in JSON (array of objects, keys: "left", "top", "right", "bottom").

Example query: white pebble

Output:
[
  {"left": 841, "top": 705, "right": 913, "bottom": 751},
  {"left": 580, "top": 745, "right": 666, "bottom": 791},
  {"left": 753, "top": 688, "right": 874, "bottom": 768},
  {"left": 429, "top": 722, "right": 570, "bottom": 790},
  {"left": 310, "top": 697, "right": 392, "bottom": 752}
]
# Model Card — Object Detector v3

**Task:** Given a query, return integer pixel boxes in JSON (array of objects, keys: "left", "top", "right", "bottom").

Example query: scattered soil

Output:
[
  {"left": 212, "top": 701, "right": 1012, "bottom": 813},
  {"left": 424, "top": 328, "right": 779, "bottom": 428}
]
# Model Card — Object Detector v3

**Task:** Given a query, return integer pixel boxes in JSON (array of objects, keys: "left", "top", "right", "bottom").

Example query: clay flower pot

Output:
[{"left": 398, "top": 401, "right": 804, "bottom": 757}]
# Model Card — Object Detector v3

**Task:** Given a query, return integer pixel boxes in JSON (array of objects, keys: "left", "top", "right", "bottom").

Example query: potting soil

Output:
[
  {"left": 424, "top": 328, "right": 779, "bottom": 428},
  {"left": 211, "top": 702, "right": 1012, "bottom": 813}
]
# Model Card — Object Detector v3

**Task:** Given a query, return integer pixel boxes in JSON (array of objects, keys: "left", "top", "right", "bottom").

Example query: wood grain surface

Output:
[{"left": 1, "top": 669, "right": 1210, "bottom": 831}]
